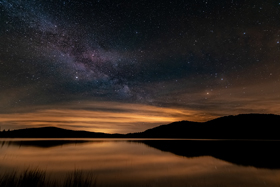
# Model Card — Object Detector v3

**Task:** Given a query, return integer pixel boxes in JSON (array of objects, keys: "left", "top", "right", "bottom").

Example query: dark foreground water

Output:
[{"left": 0, "top": 139, "right": 280, "bottom": 187}]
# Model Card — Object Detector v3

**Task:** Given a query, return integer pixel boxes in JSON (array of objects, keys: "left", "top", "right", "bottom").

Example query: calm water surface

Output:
[{"left": 0, "top": 139, "right": 279, "bottom": 187}]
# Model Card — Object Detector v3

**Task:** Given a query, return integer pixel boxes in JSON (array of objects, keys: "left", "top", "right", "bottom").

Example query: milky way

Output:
[{"left": 1, "top": 0, "right": 280, "bottom": 133}]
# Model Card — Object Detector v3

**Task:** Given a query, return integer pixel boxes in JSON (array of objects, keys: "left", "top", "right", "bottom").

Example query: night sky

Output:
[{"left": 1, "top": 0, "right": 280, "bottom": 133}]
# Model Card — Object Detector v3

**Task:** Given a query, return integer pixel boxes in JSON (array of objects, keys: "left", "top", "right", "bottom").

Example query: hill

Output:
[
  {"left": 127, "top": 114, "right": 280, "bottom": 139},
  {"left": 0, "top": 126, "right": 123, "bottom": 138}
]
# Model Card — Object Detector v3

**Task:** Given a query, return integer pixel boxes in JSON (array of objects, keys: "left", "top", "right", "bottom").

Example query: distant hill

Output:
[
  {"left": 0, "top": 126, "right": 123, "bottom": 138},
  {"left": 0, "top": 114, "right": 280, "bottom": 139},
  {"left": 127, "top": 114, "right": 280, "bottom": 139}
]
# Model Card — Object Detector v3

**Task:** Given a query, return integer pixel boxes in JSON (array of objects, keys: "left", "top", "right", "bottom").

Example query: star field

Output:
[{"left": 0, "top": 0, "right": 280, "bottom": 133}]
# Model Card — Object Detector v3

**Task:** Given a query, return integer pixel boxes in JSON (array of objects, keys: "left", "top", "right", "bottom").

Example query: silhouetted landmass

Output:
[
  {"left": 0, "top": 127, "right": 123, "bottom": 138},
  {"left": 0, "top": 114, "right": 279, "bottom": 139},
  {"left": 127, "top": 114, "right": 280, "bottom": 139},
  {"left": 137, "top": 140, "right": 280, "bottom": 169}
]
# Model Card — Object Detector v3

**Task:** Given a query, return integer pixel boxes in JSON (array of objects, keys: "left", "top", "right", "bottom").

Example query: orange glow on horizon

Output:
[{"left": 0, "top": 101, "right": 214, "bottom": 133}]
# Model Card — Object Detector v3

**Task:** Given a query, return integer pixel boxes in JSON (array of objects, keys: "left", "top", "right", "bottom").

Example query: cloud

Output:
[{"left": 0, "top": 101, "right": 207, "bottom": 133}]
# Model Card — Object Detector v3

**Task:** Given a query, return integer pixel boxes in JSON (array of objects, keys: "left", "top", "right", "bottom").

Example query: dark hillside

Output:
[
  {"left": 0, "top": 126, "right": 123, "bottom": 138},
  {"left": 128, "top": 114, "right": 280, "bottom": 139}
]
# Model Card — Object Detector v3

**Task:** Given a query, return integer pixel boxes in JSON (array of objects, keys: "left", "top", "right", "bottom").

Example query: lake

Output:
[{"left": 0, "top": 139, "right": 280, "bottom": 187}]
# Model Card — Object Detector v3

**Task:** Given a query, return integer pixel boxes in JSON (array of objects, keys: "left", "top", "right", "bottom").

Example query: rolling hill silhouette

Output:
[
  {"left": 127, "top": 114, "right": 280, "bottom": 139},
  {"left": 0, "top": 126, "right": 123, "bottom": 138},
  {"left": 0, "top": 114, "right": 280, "bottom": 139}
]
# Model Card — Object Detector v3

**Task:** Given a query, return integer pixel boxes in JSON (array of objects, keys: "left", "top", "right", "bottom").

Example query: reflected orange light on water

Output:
[{"left": 0, "top": 140, "right": 280, "bottom": 187}]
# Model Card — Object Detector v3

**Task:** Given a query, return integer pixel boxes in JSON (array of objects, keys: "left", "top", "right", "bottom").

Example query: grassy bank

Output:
[{"left": 0, "top": 169, "right": 96, "bottom": 187}]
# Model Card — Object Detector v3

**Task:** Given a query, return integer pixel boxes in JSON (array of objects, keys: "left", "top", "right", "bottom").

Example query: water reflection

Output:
[
  {"left": 1, "top": 139, "right": 91, "bottom": 148},
  {"left": 0, "top": 139, "right": 280, "bottom": 187},
  {"left": 136, "top": 140, "right": 280, "bottom": 169}
]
